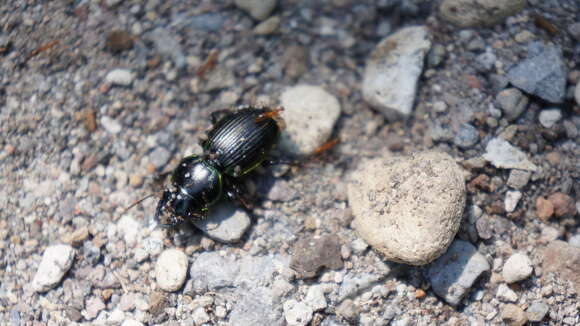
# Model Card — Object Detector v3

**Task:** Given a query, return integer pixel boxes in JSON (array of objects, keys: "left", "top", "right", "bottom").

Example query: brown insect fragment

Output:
[
  {"left": 533, "top": 14, "right": 558, "bottom": 36},
  {"left": 196, "top": 49, "right": 219, "bottom": 78},
  {"left": 27, "top": 40, "right": 60, "bottom": 60}
]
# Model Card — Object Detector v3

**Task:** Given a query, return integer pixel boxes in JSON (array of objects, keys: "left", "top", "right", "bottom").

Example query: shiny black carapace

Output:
[{"left": 155, "top": 106, "right": 283, "bottom": 227}]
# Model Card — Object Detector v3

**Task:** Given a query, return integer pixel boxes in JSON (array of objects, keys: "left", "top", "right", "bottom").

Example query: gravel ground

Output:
[{"left": 1, "top": 0, "right": 579, "bottom": 325}]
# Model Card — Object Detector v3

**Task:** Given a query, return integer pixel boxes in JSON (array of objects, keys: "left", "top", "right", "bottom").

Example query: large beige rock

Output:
[{"left": 348, "top": 151, "right": 466, "bottom": 265}]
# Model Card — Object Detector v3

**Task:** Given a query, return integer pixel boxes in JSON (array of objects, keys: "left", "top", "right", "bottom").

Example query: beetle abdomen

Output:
[{"left": 204, "top": 108, "right": 280, "bottom": 176}]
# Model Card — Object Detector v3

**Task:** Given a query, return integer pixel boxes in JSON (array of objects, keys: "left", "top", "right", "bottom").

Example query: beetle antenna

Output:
[{"left": 120, "top": 194, "right": 156, "bottom": 216}]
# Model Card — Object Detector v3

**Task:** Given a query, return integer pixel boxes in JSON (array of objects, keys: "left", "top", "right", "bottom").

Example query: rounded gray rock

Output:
[
  {"left": 348, "top": 151, "right": 466, "bottom": 265},
  {"left": 502, "top": 252, "right": 533, "bottom": 283},
  {"left": 193, "top": 202, "right": 251, "bottom": 243},
  {"left": 439, "top": 0, "right": 526, "bottom": 27},
  {"left": 155, "top": 249, "right": 189, "bottom": 291},
  {"left": 279, "top": 85, "right": 341, "bottom": 156},
  {"left": 283, "top": 299, "right": 313, "bottom": 326}
]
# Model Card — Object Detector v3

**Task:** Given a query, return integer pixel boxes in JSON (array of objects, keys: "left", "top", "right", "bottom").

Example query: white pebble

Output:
[
  {"left": 32, "top": 244, "right": 75, "bottom": 292},
  {"left": 504, "top": 190, "right": 522, "bottom": 213},
  {"left": 496, "top": 283, "right": 518, "bottom": 302},
  {"left": 105, "top": 68, "right": 134, "bottom": 86},
  {"left": 538, "top": 108, "right": 562, "bottom": 128},
  {"left": 283, "top": 299, "right": 313, "bottom": 326},
  {"left": 502, "top": 252, "right": 533, "bottom": 283},
  {"left": 155, "top": 249, "right": 189, "bottom": 291}
]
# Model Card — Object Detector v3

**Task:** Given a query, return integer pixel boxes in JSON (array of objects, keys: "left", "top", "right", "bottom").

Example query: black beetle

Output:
[{"left": 155, "top": 106, "right": 284, "bottom": 227}]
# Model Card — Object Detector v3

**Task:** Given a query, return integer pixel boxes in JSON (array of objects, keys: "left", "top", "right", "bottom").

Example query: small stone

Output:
[
  {"left": 568, "top": 22, "right": 580, "bottom": 42},
  {"left": 427, "top": 240, "right": 490, "bottom": 306},
  {"left": 547, "top": 192, "right": 576, "bottom": 217},
  {"left": 506, "top": 170, "right": 531, "bottom": 189},
  {"left": 501, "top": 304, "right": 528, "bottom": 326},
  {"left": 149, "top": 147, "right": 171, "bottom": 170},
  {"left": 198, "top": 66, "right": 236, "bottom": 92},
  {"left": 336, "top": 299, "right": 359, "bottom": 322},
  {"left": 119, "top": 293, "right": 136, "bottom": 311},
  {"left": 155, "top": 249, "right": 188, "bottom": 291},
  {"left": 536, "top": 197, "right": 554, "bottom": 220},
  {"left": 254, "top": 16, "right": 280, "bottom": 35},
  {"left": 502, "top": 253, "right": 533, "bottom": 283},
  {"left": 507, "top": 42, "right": 567, "bottom": 104},
  {"left": 234, "top": 0, "right": 277, "bottom": 20},
  {"left": 106, "top": 30, "right": 134, "bottom": 53},
  {"left": 349, "top": 151, "right": 465, "bottom": 265},
  {"left": 122, "top": 320, "right": 144, "bottom": 326},
  {"left": 362, "top": 26, "right": 431, "bottom": 120},
  {"left": 279, "top": 85, "right": 341, "bottom": 156},
  {"left": 290, "top": 234, "right": 343, "bottom": 278},
  {"left": 575, "top": 79, "right": 580, "bottom": 106},
  {"left": 148, "top": 28, "right": 185, "bottom": 69},
  {"left": 514, "top": 30, "right": 534, "bottom": 43},
  {"left": 105, "top": 68, "right": 134, "bottom": 86},
  {"left": 439, "top": 0, "right": 526, "bottom": 27},
  {"left": 84, "top": 297, "right": 106, "bottom": 320},
  {"left": 504, "top": 191, "right": 522, "bottom": 213},
  {"left": 496, "top": 284, "right": 518, "bottom": 302},
  {"left": 569, "top": 234, "right": 580, "bottom": 248},
  {"left": 193, "top": 202, "right": 251, "bottom": 243},
  {"left": 101, "top": 116, "right": 122, "bottom": 134},
  {"left": 543, "top": 240, "right": 580, "bottom": 294},
  {"left": 351, "top": 238, "right": 368, "bottom": 254},
  {"left": 283, "top": 299, "right": 313, "bottom": 326},
  {"left": 454, "top": 123, "right": 479, "bottom": 148},
  {"left": 483, "top": 138, "right": 538, "bottom": 171},
  {"left": 108, "top": 309, "right": 125, "bottom": 324},
  {"left": 192, "top": 307, "right": 211, "bottom": 325},
  {"left": 427, "top": 44, "right": 446, "bottom": 67},
  {"left": 117, "top": 215, "right": 141, "bottom": 246},
  {"left": 526, "top": 301, "right": 549, "bottom": 322},
  {"left": 538, "top": 108, "right": 562, "bottom": 128},
  {"left": 496, "top": 88, "right": 529, "bottom": 122},
  {"left": 305, "top": 285, "right": 327, "bottom": 311},
  {"left": 32, "top": 244, "right": 75, "bottom": 292}
]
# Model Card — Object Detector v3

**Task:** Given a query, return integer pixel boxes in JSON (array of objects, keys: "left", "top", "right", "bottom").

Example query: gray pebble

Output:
[
  {"left": 502, "top": 252, "right": 533, "bottom": 283},
  {"left": 279, "top": 85, "right": 341, "bottom": 156},
  {"left": 149, "top": 147, "right": 171, "bottom": 170},
  {"left": 568, "top": 22, "right": 580, "bottom": 41},
  {"left": 507, "top": 42, "right": 567, "bottom": 104},
  {"left": 234, "top": 0, "right": 277, "bottom": 20},
  {"left": 496, "top": 88, "right": 529, "bottom": 122},
  {"left": 267, "top": 179, "right": 299, "bottom": 202},
  {"left": 336, "top": 299, "right": 359, "bottom": 322},
  {"left": 193, "top": 202, "right": 251, "bottom": 243},
  {"left": 83, "top": 297, "right": 105, "bottom": 320},
  {"left": 439, "top": 0, "right": 526, "bottom": 27},
  {"left": 283, "top": 299, "right": 313, "bottom": 326},
  {"left": 569, "top": 234, "right": 580, "bottom": 248},
  {"left": 192, "top": 307, "right": 211, "bottom": 325},
  {"left": 117, "top": 215, "right": 141, "bottom": 246},
  {"left": 305, "top": 285, "right": 327, "bottom": 312},
  {"left": 427, "top": 240, "right": 490, "bottom": 306},
  {"left": 489, "top": 74, "right": 509, "bottom": 92},
  {"left": 254, "top": 16, "right": 280, "bottom": 35},
  {"left": 101, "top": 116, "right": 123, "bottom": 134},
  {"left": 105, "top": 68, "right": 134, "bottom": 86},
  {"left": 427, "top": 44, "right": 446, "bottom": 67},
  {"left": 155, "top": 249, "right": 189, "bottom": 291},
  {"left": 454, "top": 123, "right": 480, "bottom": 148},
  {"left": 362, "top": 26, "right": 431, "bottom": 120},
  {"left": 575, "top": 82, "right": 580, "bottom": 106},
  {"left": 526, "top": 301, "right": 549, "bottom": 322},
  {"left": 148, "top": 28, "right": 185, "bottom": 69},
  {"left": 538, "top": 108, "right": 562, "bottom": 128},
  {"left": 507, "top": 169, "right": 531, "bottom": 189},
  {"left": 475, "top": 49, "right": 497, "bottom": 72},
  {"left": 349, "top": 151, "right": 465, "bottom": 265},
  {"left": 32, "top": 244, "right": 75, "bottom": 292},
  {"left": 189, "top": 252, "right": 238, "bottom": 291}
]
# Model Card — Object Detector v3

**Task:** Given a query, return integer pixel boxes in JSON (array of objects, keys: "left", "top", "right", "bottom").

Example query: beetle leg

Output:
[{"left": 224, "top": 179, "right": 253, "bottom": 210}]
